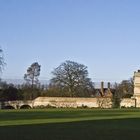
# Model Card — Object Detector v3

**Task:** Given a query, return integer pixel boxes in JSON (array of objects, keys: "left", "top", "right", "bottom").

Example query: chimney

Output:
[
  {"left": 107, "top": 82, "right": 112, "bottom": 97},
  {"left": 108, "top": 82, "right": 111, "bottom": 89},
  {"left": 100, "top": 81, "right": 104, "bottom": 96}
]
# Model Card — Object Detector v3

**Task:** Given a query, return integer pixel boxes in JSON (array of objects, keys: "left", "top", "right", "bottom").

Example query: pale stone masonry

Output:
[
  {"left": 133, "top": 70, "right": 140, "bottom": 107},
  {"left": 134, "top": 71, "right": 140, "bottom": 97},
  {"left": 33, "top": 97, "right": 112, "bottom": 108},
  {"left": 2, "top": 97, "right": 112, "bottom": 109},
  {"left": 120, "top": 98, "right": 135, "bottom": 108}
]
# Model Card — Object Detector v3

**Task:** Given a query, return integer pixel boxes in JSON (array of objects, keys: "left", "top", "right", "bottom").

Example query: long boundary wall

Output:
[{"left": 33, "top": 97, "right": 112, "bottom": 108}]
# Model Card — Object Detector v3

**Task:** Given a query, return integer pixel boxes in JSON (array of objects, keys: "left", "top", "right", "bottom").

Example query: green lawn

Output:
[{"left": 0, "top": 108, "right": 140, "bottom": 140}]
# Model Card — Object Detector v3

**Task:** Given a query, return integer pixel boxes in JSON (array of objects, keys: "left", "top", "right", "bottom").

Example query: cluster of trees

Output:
[
  {"left": 112, "top": 79, "right": 133, "bottom": 107},
  {"left": 0, "top": 60, "right": 95, "bottom": 101},
  {"left": 0, "top": 48, "right": 134, "bottom": 105}
]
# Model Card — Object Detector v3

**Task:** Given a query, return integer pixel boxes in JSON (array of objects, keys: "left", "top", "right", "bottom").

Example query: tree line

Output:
[{"left": 0, "top": 48, "right": 134, "bottom": 105}]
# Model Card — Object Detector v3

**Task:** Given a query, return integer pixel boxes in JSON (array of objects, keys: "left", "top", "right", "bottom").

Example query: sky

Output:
[{"left": 0, "top": 0, "right": 140, "bottom": 83}]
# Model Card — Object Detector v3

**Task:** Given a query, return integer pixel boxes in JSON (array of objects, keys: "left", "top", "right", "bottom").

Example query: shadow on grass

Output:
[
  {"left": 0, "top": 118, "right": 140, "bottom": 140},
  {"left": 0, "top": 109, "right": 132, "bottom": 121}
]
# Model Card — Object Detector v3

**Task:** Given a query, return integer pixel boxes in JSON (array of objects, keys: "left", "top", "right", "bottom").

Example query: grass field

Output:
[{"left": 0, "top": 108, "right": 140, "bottom": 140}]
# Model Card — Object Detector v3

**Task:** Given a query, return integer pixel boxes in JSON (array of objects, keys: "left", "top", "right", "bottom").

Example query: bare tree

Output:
[
  {"left": 114, "top": 78, "right": 134, "bottom": 98},
  {"left": 112, "top": 78, "right": 134, "bottom": 108},
  {"left": 51, "top": 60, "right": 94, "bottom": 97}
]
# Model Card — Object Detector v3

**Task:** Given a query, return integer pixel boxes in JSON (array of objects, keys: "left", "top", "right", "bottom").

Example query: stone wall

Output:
[
  {"left": 134, "top": 97, "right": 140, "bottom": 107},
  {"left": 33, "top": 97, "right": 112, "bottom": 108},
  {"left": 120, "top": 98, "right": 136, "bottom": 108}
]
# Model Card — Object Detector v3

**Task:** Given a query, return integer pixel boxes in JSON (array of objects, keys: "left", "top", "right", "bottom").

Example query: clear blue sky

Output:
[{"left": 0, "top": 0, "right": 140, "bottom": 82}]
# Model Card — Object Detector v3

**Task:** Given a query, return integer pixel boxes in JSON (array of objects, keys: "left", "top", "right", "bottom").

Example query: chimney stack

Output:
[
  {"left": 108, "top": 82, "right": 110, "bottom": 89},
  {"left": 100, "top": 81, "right": 104, "bottom": 96},
  {"left": 107, "top": 82, "right": 112, "bottom": 97}
]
